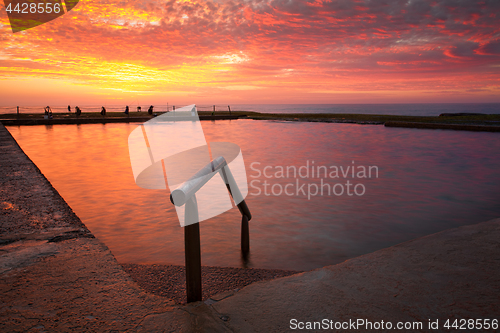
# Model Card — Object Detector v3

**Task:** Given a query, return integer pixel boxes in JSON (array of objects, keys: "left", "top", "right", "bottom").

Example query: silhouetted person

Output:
[
  {"left": 101, "top": 106, "right": 106, "bottom": 116},
  {"left": 44, "top": 106, "right": 51, "bottom": 115},
  {"left": 148, "top": 105, "right": 154, "bottom": 115},
  {"left": 75, "top": 106, "right": 81, "bottom": 117},
  {"left": 137, "top": 106, "right": 141, "bottom": 112},
  {"left": 68, "top": 105, "right": 71, "bottom": 113},
  {"left": 124, "top": 106, "right": 129, "bottom": 115}
]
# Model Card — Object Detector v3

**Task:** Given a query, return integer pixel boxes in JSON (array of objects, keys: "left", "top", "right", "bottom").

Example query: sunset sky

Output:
[{"left": 0, "top": 0, "right": 499, "bottom": 106}]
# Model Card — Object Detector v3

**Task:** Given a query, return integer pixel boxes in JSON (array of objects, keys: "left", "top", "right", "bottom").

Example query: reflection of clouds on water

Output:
[{"left": 7, "top": 120, "right": 500, "bottom": 271}]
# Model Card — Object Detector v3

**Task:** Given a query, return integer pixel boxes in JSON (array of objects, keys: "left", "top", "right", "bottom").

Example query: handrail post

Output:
[
  {"left": 219, "top": 165, "right": 251, "bottom": 258},
  {"left": 220, "top": 165, "right": 252, "bottom": 220},
  {"left": 184, "top": 195, "right": 202, "bottom": 303},
  {"left": 241, "top": 214, "right": 249, "bottom": 258}
]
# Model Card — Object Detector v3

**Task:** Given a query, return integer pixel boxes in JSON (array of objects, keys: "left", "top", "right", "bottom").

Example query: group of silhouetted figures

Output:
[
  {"left": 46, "top": 105, "right": 155, "bottom": 117},
  {"left": 64, "top": 105, "right": 81, "bottom": 116},
  {"left": 123, "top": 105, "right": 154, "bottom": 115},
  {"left": 44, "top": 105, "right": 80, "bottom": 118}
]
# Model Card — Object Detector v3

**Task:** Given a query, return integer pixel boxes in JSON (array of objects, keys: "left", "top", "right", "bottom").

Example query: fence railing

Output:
[{"left": 0, "top": 105, "right": 235, "bottom": 115}]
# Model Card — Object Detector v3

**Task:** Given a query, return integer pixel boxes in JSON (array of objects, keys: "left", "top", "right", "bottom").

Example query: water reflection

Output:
[{"left": 7, "top": 120, "right": 500, "bottom": 271}]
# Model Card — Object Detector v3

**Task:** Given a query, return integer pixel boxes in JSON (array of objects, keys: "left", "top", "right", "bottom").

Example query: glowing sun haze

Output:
[{"left": 0, "top": 0, "right": 499, "bottom": 105}]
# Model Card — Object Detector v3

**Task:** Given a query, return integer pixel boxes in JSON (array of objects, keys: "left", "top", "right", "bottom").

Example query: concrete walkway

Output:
[
  {"left": 0, "top": 114, "right": 246, "bottom": 126},
  {"left": 1, "top": 122, "right": 499, "bottom": 332}
]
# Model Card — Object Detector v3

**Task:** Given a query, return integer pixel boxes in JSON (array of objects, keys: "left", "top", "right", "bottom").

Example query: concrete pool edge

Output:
[
  {"left": 1, "top": 122, "right": 499, "bottom": 331},
  {"left": 0, "top": 114, "right": 247, "bottom": 126},
  {"left": 385, "top": 121, "right": 500, "bottom": 132}
]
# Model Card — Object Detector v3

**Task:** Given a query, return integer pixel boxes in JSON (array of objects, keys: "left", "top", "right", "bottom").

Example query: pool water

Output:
[{"left": 7, "top": 120, "right": 500, "bottom": 271}]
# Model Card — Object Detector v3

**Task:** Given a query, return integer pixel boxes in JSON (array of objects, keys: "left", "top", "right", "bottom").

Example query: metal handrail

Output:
[
  {"left": 170, "top": 156, "right": 227, "bottom": 207},
  {"left": 170, "top": 156, "right": 252, "bottom": 221},
  {"left": 170, "top": 156, "right": 251, "bottom": 303}
]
